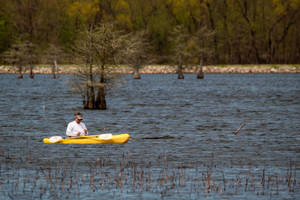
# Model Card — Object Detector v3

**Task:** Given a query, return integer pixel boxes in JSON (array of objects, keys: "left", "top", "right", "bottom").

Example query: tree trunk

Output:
[
  {"left": 273, "top": 22, "right": 294, "bottom": 63},
  {"left": 51, "top": 65, "right": 56, "bottom": 79},
  {"left": 133, "top": 66, "right": 141, "bottom": 79},
  {"left": 250, "top": 29, "right": 262, "bottom": 63},
  {"left": 95, "top": 65, "right": 107, "bottom": 110},
  {"left": 96, "top": 85, "right": 106, "bottom": 109},
  {"left": 177, "top": 63, "right": 184, "bottom": 79},
  {"left": 87, "top": 86, "right": 95, "bottom": 109},
  {"left": 197, "top": 59, "right": 204, "bottom": 79},
  {"left": 237, "top": 0, "right": 262, "bottom": 63},
  {"left": 55, "top": 60, "right": 58, "bottom": 77},
  {"left": 206, "top": 2, "right": 219, "bottom": 64},
  {"left": 222, "top": 0, "right": 231, "bottom": 63},
  {"left": 17, "top": 65, "right": 23, "bottom": 79},
  {"left": 52, "top": 60, "right": 57, "bottom": 79},
  {"left": 86, "top": 64, "right": 95, "bottom": 109},
  {"left": 29, "top": 65, "right": 34, "bottom": 78}
]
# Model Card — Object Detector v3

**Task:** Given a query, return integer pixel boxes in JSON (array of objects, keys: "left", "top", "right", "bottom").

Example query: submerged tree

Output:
[
  {"left": 23, "top": 41, "right": 37, "bottom": 79},
  {"left": 169, "top": 26, "right": 213, "bottom": 79},
  {"left": 72, "top": 23, "right": 124, "bottom": 110},
  {"left": 4, "top": 43, "right": 24, "bottom": 78},
  {"left": 190, "top": 27, "right": 214, "bottom": 79},
  {"left": 119, "top": 31, "right": 154, "bottom": 79},
  {"left": 45, "top": 44, "right": 64, "bottom": 79},
  {"left": 4, "top": 41, "right": 37, "bottom": 78},
  {"left": 169, "top": 26, "right": 190, "bottom": 79}
]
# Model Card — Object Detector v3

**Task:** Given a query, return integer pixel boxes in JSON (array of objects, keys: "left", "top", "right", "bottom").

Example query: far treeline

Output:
[
  {"left": 1, "top": 0, "right": 300, "bottom": 110},
  {"left": 1, "top": 0, "right": 300, "bottom": 65}
]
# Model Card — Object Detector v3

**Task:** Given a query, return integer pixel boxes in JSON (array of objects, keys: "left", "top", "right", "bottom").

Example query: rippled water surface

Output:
[{"left": 0, "top": 74, "right": 299, "bottom": 199}]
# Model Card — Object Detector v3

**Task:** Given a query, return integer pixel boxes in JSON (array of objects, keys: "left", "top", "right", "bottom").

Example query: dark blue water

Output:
[{"left": 0, "top": 74, "right": 299, "bottom": 199}]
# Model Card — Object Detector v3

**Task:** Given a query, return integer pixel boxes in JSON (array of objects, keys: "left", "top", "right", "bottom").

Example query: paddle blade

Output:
[
  {"left": 49, "top": 136, "right": 63, "bottom": 143},
  {"left": 98, "top": 133, "right": 112, "bottom": 140}
]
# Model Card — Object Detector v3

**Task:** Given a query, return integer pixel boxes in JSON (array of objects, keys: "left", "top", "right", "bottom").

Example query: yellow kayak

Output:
[{"left": 43, "top": 133, "right": 130, "bottom": 144}]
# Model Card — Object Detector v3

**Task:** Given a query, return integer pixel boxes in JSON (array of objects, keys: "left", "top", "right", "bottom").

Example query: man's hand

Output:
[{"left": 77, "top": 132, "right": 81, "bottom": 136}]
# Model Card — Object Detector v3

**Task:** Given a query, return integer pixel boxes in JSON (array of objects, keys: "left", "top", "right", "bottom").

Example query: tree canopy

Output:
[{"left": 1, "top": 0, "right": 300, "bottom": 64}]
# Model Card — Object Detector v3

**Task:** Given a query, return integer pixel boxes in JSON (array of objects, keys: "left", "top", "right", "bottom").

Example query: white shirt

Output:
[{"left": 66, "top": 121, "right": 88, "bottom": 137}]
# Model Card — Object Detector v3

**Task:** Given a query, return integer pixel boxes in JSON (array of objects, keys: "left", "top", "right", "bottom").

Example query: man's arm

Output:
[{"left": 81, "top": 123, "right": 88, "bottom": 135}]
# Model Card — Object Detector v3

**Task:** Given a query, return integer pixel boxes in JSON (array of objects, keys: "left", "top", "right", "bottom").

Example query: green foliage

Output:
[
  {"left": 113, "top": 0, "right": 133, "bottom": 30},
  {"left": 147, "top": 3, "right": 175, "bottom": 54},
  {"left": 58, "top": 20, "right": 77, "bottom": 50},
  {"left": 1, "top": 0, "right": 300, "bottom": 64},
  {"left": 169, "top": 25, "right": 213, "bottom": 65},
  {"left": 0, "top": 18, "right": 10, "bottom": 54},
  {"left": 66, "top": 0, "right": 100, "bottom": 27}
]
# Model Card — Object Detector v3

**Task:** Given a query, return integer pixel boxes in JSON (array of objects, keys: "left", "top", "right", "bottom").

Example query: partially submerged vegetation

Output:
[{"left": 1, "top": 152, "right": 298, "bottom": 199}]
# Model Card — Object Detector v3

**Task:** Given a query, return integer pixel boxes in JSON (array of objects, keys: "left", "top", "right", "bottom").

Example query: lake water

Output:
[{"left": 0, "top": 73, "right": 299, "bottom": 199}]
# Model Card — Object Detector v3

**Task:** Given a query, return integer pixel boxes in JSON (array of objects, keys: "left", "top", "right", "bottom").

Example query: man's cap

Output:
[
  {"left": 76, "top": 115, "right": 83, "bottom": 120},
  {"left": 74, "top": 112, "right": 83, "bottom": 120}
]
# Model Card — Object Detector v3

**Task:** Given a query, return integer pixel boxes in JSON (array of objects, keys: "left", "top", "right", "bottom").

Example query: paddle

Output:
[
  {"left": 98, "top": 133, "right": 113, "bottom": 140},
  {"left": 48, "top": 133, "right": 113, "bottom": 143},
  {"left": 72, "top": 134, "right": 113, "bottom": 140},
  {"left": 48, "top": 136, "right": 63, "bottom": 143}
]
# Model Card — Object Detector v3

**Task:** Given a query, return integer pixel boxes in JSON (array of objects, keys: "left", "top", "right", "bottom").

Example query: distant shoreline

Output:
[{"left": 1, "top": 64, "right": 299, "bottom": 74}]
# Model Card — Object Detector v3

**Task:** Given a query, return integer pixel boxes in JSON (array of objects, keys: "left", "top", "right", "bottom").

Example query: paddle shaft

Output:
[
  {"left": 68, "top": 134, "right": 112, "bottom": 140},
  {"left": 68, "top": 136, "right": 99, "bottom": 139}
]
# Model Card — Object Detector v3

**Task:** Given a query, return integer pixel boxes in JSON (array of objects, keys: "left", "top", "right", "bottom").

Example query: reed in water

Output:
[{"left": 0, "top": 152, "right": 298, "bottom": 199}]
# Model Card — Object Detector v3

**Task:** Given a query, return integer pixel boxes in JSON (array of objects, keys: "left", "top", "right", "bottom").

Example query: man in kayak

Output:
[{"left": 66, "top": 112, "right": 88, "bottom": 137}]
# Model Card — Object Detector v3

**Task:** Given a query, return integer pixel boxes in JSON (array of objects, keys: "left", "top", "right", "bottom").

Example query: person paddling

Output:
[{"left": 66, "top": 112, "right": 88, "bottom": 137}]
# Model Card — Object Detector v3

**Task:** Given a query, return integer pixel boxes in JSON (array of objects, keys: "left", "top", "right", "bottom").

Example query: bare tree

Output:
[
  {"left": 3, "top": 41, "right": 37, "bottom": 78},
  {"left": 169, "top": 26, "right": 190, "bottom": 79},
  {"left": 45, "top": 44, "right": 64, "bottom": 79},
  {"left": 197, "top": 59, "right": 204, "bottom": 79},
  {"left": 3, "top": 43, "right": 25, "bottom": 78},
  {"left": 72, "top": 23, "right": 125, "bottom": 110},
  {"left": 118, "top": 31, "right": 154, "bottom": 79},
  {"left": 23, "top": 41, "right": 37, "bottom": 79},
  {"left": 191, "top": 27, "right": 214, "bottom": 79},
  {"left": 169, "top": 26, "right": 213, "bottom": 79},
  {"left": 72, "top": 27, "right": 98, "bottom": 109}
]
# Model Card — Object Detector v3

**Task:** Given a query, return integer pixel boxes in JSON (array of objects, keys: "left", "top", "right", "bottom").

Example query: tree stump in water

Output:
[
  {"left": 52, "top": 60, "right": 58, "bottom": 79},
  {"left": 197, "top": 60, "right": 204, "bottom": 79},
  {"left": 51, "top": 65, "right": 56, "bottom": 79},
  {"left": 95, "top": 85, "right": 107, "bottom": 110},
  {"left": 197, "top": 69, "right": 204, "bottom": 79},
  {"left": 177, "top": 64, "right": 184, "bottom": 79},
  {"left": 29, "top": 66, "right": 34, "bottom": 78},
  {"left": 178, "top": 72, "right": 184, "bottom": 79},
  {"left": 17, "top": 66, "right": 23, "bottom": 79},
  {"left": 29, "top": 73, "right": 34, "bottom": 79},
  {"left": 133, "top": 72, "right": 141, "bottom": 79}
]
